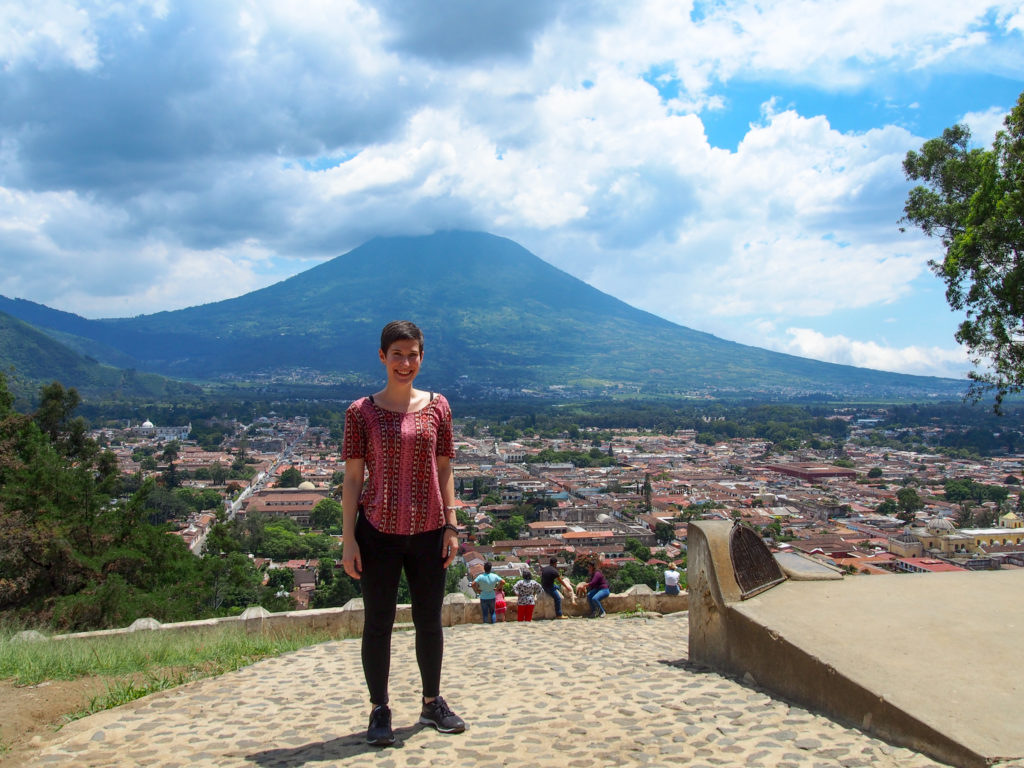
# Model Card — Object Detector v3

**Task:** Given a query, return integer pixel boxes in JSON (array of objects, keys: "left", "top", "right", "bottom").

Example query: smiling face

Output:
[{"left": 379, "top": 338, "right": 423, "bottom": 386}]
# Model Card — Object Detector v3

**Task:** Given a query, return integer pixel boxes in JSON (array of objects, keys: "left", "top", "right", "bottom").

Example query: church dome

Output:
[
  {"left": 298, "top": 481, "right": 316, "bottom": 491},
  {"left": 142, "top": 419, "right": 154, "bottom": 428},
  {"left": 926, "top": 517, "right": 955, "bottom": 533}
]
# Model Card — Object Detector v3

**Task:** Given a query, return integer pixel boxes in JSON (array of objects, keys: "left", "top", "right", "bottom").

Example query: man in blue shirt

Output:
[{"left": 472, "top": 562, "right": 505, "bottom": 624}]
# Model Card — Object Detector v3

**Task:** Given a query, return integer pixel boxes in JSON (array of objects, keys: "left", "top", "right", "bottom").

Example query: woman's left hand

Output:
[{"left": 442, "top": 529, "right": 459, "bottom": 568}]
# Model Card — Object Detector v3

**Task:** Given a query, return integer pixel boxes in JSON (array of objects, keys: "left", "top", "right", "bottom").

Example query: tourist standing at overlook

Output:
[
  {"left": 342, "top": 320, "right": 466, "bottom": 746},
  {"left": 472, "top": 561, "right": 504, "bottom": 624},
  {"left": 585, "top": 562, "right": 611, "bottom": 618},
  {"left": 664, "top": 563, "right": 681, "bottom": 596},
  {"left": 513, "top": 568, "right": 543, "bottom": 621},
  {"left": 540, "top": 557, "right": 565, "bottom": 619}
]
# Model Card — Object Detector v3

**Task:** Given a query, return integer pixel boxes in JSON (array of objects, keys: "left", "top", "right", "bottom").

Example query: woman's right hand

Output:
[{"left": 342, "top": 539, "right": 362, "bottom": 579}]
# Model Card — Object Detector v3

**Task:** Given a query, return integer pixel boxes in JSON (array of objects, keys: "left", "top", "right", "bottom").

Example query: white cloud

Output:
[
  {"left": 962, "top": 105, "right": 1011, "bottom": 148},
  {"left": 0, "top": 183, "right": 297, "bottom": 316},
  {"left": 0, "top": 0, "right": 99, "bottom": 70},
  {"left": 779, "top": 327, "right": 970, "bottom": 378},
  {"left": 0, "top": 0, "right": 1019, "bottom": 345},
  {"left": 589, "top": 0, "right": 1023, "bottom": 98}
]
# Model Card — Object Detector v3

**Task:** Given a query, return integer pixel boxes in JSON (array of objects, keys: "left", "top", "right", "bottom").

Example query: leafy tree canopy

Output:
[
  {"left": 277, "top": 466, "right": 304, "bottom": 488},
  {"left": 943, "top": 477, "right": 1010, "bottom": 504},
  {"left": 310, "top": 497, "right": 343, "bottom": 530},
  {"left": 903, "top": 90, "right": 1024, "bottom": 410}
]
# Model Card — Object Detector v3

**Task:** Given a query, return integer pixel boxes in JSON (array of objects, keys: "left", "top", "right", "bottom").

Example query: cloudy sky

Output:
[{"left": 2, "top": 1, "right": 1022, "bottom": 379}]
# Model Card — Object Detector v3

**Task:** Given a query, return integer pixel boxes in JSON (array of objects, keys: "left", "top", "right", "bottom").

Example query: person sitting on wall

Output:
[
  {"left": 540, "top": 557, "right": 566, "bottom": 619},
  {"left": 585, "top": 562, "right": 611, "bottom": 619},
  {"left": 664, "top": 563, "right": 681, "bottom": 596}
]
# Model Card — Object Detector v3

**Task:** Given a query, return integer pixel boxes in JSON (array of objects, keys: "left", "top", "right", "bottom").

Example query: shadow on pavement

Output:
[{"left": 245, "top": 723, "right": 427, "bottom": 766}]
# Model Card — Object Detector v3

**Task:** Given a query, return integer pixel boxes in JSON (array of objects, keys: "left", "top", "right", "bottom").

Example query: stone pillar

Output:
[{"left": 687, "top": 520, "right": 744, "bottom": 671}]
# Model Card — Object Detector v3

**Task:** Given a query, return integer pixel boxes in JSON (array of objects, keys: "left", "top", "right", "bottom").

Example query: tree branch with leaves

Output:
[{"left": 902, "top": 91, "right": 1024, "bottom": 411}]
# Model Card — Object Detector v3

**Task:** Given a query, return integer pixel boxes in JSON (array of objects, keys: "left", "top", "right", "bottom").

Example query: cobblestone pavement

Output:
[{"left": 26, "top": 613, "right": 955, "bottom": 768}]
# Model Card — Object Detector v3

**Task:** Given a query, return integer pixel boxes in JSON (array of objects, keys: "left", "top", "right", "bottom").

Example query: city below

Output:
[{"left": 100, "top": 406, "right": 1024, "bottom": 610}]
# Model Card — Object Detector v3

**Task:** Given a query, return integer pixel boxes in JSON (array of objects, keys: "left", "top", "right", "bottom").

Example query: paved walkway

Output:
[{"left": 27, "top": 613, "right": 951, "bottom": 768}]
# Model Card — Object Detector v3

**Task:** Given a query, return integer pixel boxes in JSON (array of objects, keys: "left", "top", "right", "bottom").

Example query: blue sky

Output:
[{"left": 1, "top": 0, "right": 1022, "bottom": 380}]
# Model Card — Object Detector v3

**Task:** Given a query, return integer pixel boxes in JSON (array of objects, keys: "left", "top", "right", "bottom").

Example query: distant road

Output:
[{"left": 227, "top": 427, "right": 306, "bottom": 519}]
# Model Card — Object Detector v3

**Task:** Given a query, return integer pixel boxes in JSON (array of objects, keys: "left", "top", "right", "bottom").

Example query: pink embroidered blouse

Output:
[{"left": 341, "top": 393, "right": 454, "bottom": 535}]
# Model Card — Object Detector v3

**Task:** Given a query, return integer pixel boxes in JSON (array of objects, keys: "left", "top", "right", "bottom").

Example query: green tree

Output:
[
  {"left": 956, "top": 502, "right": 976, "bottom": 528},
  {"left": 609, "top": 561, "right": 659, "bottom": 593},
  {"left": 266, "top": 567, "right": 294, "bottom": 593},
  {"left": 317, "top": 558, "right": 335, "bottom": 586},
  {"left": 310, "top": 497, "right": 343, "bottom": 530},
  {"left": 161, "top": 440, "right": 180, "bottom": 464},
  {"left": 896, "top": 487, "right": 924, "bottom": 524},
  {"left": 445, "top": 561, "right": 468, "bottom": 595},
  {"left": 161, "top": 461, "right": 181, "bottom": 489},
  {"left": 142, "top": 485, "right": 191, "bottom": 525},
  {"left": 261, "top": 520, "right": 305, "bottom": 560},
  {"left": 867, "top": 467, "right": 883, "bottom": 478},
  {"left": 210, "top": 464, "right": 229, "bottom": 486},
  {"left": 197, "top": 551, "right": 261, "bottom": 614},
  {"left": 311, "top": 569, "right": 360, "bottom": 608},
  {"left": 278, "top": 466, "right": 303, "bottom": 488},
  {"left": 623, "top": 537, "right": 652, "bottom": 563},
  {"left": 902, "top": 91, "right": 1024, "bottom": 409},
  {"left": 33, "top": 381, "right": 84, "bottom": 453},
  {"left": 0, "top": 375, "right": 210, "bottom": 629},
  {"left": 876, "top": 499, "right": 898, "bottom": 517},
  {"left": 653, "top": 522, "right": 675, "bottom": 546}
]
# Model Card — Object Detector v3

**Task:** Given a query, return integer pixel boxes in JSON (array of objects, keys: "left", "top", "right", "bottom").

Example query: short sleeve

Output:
[
  {"left": 435, "top": 396, "right": 455, "bottom": 458},
  {"left": 341, "top": 401, "right": 366, "bottom": 460}
]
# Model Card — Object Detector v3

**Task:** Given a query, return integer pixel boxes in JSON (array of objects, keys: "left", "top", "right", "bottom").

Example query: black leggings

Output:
[{"left": 356, "top": 515, "right": 447, "bottom": 706}]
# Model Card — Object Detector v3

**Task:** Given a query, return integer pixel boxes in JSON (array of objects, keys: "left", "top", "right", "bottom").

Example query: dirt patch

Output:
[{"left": 0, "top": 677, "right": 111, "bottom": 767}]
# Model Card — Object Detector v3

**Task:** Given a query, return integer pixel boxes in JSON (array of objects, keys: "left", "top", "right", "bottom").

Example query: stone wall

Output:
[{"left": 15, "top": 589, "right": 689, "bottom": 644}]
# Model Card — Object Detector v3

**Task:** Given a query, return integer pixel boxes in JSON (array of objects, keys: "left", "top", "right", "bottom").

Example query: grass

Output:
[
  {"left": 0, "top": 623, "right": 343, "bottom": 723},
  {"left": 65, "top": 673, "right": 191, "bottom": 723},
  {"left": 620, "top": 603, "right": 648, "bottom": 619}
]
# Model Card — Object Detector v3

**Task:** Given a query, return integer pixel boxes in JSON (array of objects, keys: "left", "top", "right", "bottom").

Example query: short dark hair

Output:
[
  {"left": 549, "top": 557, "right": 558, "bottom": 566},
  {"left": 380, "top": 320, "right": 424, "bottom": 354},
  {"left": 483, "top": 561, "right": 492, "bottom": 573}
]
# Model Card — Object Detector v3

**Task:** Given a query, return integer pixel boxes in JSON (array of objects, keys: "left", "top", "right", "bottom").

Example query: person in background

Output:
[
  {"left": 664, "top": 563, "right": 681, "bottom": 596},
  {"left": 513, "top": 568, "right": 543, "bottom": 621},
  {"left": 585, "top": 562, "right": 611, "bottom": 618},
  {"left": 342, "top": 320, "right": 466, "bottom": 747},
  {"left": 495, "top": 585, "right": 507, "bottom": 622},
  {"left": 540, "top": 557, "right": 565, "bottom": 619},
  {"left": 472, "top": 561, "right": 504, "bottom": 624}
]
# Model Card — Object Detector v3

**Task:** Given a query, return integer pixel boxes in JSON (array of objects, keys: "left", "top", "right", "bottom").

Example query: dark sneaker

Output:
[
  {"left": 366, "top": 704, "right": 395, "bottom": 746},
  {"left": 418, "top": 696, "right": 466, "bottom": 733}
]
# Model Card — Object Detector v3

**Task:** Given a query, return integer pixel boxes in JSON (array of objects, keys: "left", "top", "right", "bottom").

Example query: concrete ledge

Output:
[
  {"left": 688, "top": 520, "right": 1024, "bottom": 768},
  {"left": 19, "top": 591, "right": 689, "bottom": 645}
]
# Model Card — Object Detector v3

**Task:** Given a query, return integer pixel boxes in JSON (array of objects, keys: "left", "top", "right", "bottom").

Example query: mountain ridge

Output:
[
  {"left": 0, "top": 309, "right": 201, "bottom": 402},
  {"left": 0, "top": 231, "right": 965, "bottom": 398}
]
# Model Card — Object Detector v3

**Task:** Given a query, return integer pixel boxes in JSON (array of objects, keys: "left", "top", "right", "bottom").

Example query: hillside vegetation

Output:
[{"left": 0, "top": 311, "right": 199, "bottom": 405}]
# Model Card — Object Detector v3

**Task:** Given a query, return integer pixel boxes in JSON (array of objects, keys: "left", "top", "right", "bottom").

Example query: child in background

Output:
[{"left": 495, "top": 587, "right": 507, "bottom": 622}]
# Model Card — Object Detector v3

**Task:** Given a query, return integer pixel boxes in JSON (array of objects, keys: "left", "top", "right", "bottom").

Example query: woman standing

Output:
[{"left": 342, "top": 321, "right": 465, "bottom": 746}]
